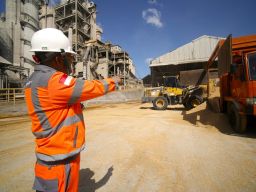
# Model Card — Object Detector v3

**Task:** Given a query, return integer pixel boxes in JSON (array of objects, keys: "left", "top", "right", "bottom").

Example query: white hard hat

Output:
[{"left": 30, "top": 28, "right": 76, "bottom": 54}]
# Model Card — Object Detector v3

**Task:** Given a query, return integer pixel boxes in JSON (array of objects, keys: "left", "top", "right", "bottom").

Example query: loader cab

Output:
[
  {"left": 162, "top": 76, "right": 184, "bottom": 96},
  {"left": 163, "top": 76, "right": 182, "bottom": 88}
]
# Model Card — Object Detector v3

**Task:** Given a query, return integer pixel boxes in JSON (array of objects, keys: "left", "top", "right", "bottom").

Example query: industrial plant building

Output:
[
  {"left": 0, "top": 0, "right": 137, "bottom": 89},
  {"left": 0, "top": 0, "right": 41, "bottom": 88}
]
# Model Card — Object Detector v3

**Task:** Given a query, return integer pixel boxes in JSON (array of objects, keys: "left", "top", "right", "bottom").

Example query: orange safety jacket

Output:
[{"left": 25, "top": 65, "right": 118, "bottom": 162}]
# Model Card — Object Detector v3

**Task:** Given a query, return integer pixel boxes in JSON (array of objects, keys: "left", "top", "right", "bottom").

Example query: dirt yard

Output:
[{"left": 0, "top": 102, "right": 256, "bottom": 192}]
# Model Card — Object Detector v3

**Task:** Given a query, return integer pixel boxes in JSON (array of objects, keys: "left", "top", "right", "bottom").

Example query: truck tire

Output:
[
  {"left": 228, "top": 104, "right": 247, "bottom": 133},
  {"left": 184, "top": 95, "right": 203, "bottom": 110},
  {"left": 153, "top": 96, "right": 168, "bottom": 110}
]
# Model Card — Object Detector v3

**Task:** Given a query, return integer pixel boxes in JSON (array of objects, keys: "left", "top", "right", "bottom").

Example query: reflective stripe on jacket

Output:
[{"left": 25, "top": 65, "right": 118, "bottom": 162}]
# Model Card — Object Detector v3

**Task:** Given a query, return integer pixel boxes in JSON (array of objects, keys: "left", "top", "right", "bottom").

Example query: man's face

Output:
[
  {"left": 56, "top": 53, "right": 75, "bottom": 75},
  {"left": 66, "top": 53, "right": 75, "bottom": 64},
  {"left": 66, "top": 53, "right": 76, "bottom": 75}
]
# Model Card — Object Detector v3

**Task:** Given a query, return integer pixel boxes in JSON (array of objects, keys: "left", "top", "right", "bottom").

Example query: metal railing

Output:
[{"left": 0, "top": 88, "right": 25, "bottom": 104}]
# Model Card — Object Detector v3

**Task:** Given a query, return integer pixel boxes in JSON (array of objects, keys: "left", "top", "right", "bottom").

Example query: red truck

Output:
[{"left": 205, "top": 34, "right": 256, "bottom": 132}]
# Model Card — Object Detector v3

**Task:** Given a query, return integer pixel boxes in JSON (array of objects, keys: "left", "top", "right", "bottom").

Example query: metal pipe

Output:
[
  {"left": 45, "top": 0, "right": 49, "bottom": 28},
  {"left": 68, "top": 28, "right": 73, "bottom": 45},
  {"left": 45, "top": 6, "right": 47, "bottom": 27},
  {"left": 123, "top": 52, "right": 126, "bottom": 88},
  {"left": 11, "top": 21, "right": 14, "bottom": 64},
  {"left": 15, "top": 0, "right": 17, "bottom": 24},
  {"left": 20, "top": 36, "right": 24, "bottom": 67},
  {"left": 0, "top": 74, "right": 3, "bottom": 89},
  {"left": 114, "top": 53, "right": 115, "bottom": 76},
  {"left": 75, "top": 0, "right": 78, "bottom": 61},
  {"left": 5, "top": 75, "right": 7, "bottom": 88}
]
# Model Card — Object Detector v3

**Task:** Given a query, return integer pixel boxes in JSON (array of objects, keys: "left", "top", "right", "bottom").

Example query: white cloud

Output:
[
  {"left": 142, "top": 8, "right": 163, "bottom": 28},
  {"left": 145, "top": 58, "right": 153, "bottom": 65},
  {"left": 97, "top": 23, "right": 103, "bottom": 30},
  {"left": 148, "top": 0, "right": 158, "bottom": 4}
]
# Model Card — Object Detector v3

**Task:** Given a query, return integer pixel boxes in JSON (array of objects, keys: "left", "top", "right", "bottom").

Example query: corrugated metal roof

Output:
[{"left": 150, "top": 35, "right": 224, "bottom": 67}]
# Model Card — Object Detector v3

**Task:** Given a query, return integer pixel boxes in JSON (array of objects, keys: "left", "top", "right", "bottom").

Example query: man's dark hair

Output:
[{"left": 35, "top": 52, "right": 60, "bottom": 64}]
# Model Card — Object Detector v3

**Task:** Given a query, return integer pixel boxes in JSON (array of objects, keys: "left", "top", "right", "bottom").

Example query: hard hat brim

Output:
[{"left": 30, "top": 49, "right": 77, "bottom": 55}]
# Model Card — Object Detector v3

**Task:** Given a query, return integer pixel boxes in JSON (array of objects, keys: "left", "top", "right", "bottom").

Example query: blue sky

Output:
[
  {"left": 93, "top": 0, "right": 256, "bottom": 78},
  {"left": 1, "top": 0, "right": 256, "bottom": 78}
]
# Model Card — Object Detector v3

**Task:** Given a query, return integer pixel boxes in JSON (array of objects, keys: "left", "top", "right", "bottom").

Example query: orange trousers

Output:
[{"left": 33, "top": 154, "right": 80, "bottom": 192}]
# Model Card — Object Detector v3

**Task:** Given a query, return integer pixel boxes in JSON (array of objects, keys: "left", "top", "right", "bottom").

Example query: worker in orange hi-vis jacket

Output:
[{"left": 24, "top": 28, "right": 121, "bottom": 192}]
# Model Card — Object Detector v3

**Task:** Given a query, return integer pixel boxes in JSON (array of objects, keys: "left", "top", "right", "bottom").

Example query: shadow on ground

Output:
[
  {"left": 181, "top": 104, "right": 256, "bottom": 138},
  {"left": 140, "top": 106, "right": 156, "bottom": 110},
  {"left": 79, "top": 166, "right": 113, "bottom": 192},
  {"left": 139, "top": 106, "right": 184, "bottom": 111},
  {"left": 140, "top": 102, "right": 256, "bottom": 138}
]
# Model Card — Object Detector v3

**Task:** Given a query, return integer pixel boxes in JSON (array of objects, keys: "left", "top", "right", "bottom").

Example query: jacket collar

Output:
[{"left": 34, "top": 64, "right": 56, "bottom": 73}]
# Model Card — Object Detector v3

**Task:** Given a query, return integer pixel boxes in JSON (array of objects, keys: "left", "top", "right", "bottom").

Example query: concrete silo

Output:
[{"left": 0, "top": 0, "right": 41, "bottom": 87}]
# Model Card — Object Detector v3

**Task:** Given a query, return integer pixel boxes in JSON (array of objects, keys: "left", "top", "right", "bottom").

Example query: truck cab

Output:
[
  {"left": 226, "top": 51, "right": 256, "bottom": 131},
  {"left": 209, "top": 35, "right": 256, "bottom": 132}
]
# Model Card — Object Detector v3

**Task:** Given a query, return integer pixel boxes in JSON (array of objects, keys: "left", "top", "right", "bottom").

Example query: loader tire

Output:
[
  {"left": 153, "top": 96, "right": 168, "bottom": 110},
  {"left": 183, "top": 102, "right": 191, "bottom": 109},
  {"left": 228, "top": 104, "right": 247, "bottom": 133},
  {"left": 184, "top": 95, "right": 203, "bottom": 110}
]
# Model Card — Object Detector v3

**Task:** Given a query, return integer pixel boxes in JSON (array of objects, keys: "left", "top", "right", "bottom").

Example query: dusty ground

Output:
[{"left": 0, "top": 102, "right": 256, "bottom": 192}]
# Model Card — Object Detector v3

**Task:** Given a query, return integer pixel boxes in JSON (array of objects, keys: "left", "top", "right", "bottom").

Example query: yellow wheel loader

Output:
[{"left": 142, "top": 76, "right": 204, "bottom": 110}]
